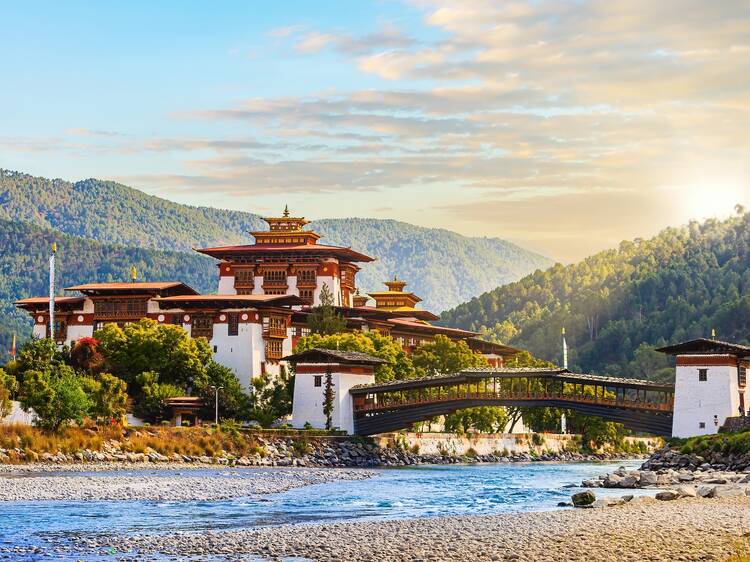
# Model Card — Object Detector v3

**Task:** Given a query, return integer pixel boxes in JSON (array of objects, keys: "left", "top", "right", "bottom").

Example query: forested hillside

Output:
[
  {"left": 0, "top": 219, "right": 216, "bottom": 361},
  {"left": 0, "top": 170, "right": 551, "bottom": 312},
  {"left": 440, "top": 211, "right": 750, "bottom": 382}
]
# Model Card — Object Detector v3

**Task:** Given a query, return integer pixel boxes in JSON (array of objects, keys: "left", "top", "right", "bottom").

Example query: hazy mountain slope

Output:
[
  {"left": 440, "top": 212, "right": 750, "bottom": 380},
  {"left": 0, "top": 219, "right": 215, "bottom": 361},
  {"left": 0, "top": 170, "right": 552, "bottom": 312}
]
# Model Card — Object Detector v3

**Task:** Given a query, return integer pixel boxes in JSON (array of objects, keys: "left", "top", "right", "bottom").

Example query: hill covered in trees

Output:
[
  {"left": 0, "top": 170, "right": 551, "bottom": 313},
  {"left": 0, "top": 219, "right": 216, "bottom": 361},
  {"left": 440, "top": 210, "right": 750, "bottom": 382}
]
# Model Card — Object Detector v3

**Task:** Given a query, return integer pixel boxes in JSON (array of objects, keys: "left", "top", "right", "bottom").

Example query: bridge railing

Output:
[{"left": 354, "top": 390, "right": 673, "bottom": 414}]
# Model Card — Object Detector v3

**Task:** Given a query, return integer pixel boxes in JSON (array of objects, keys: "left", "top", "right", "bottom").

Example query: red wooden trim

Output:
[{"left": 676, "top": 355, "right": 738, "bottom": 367}]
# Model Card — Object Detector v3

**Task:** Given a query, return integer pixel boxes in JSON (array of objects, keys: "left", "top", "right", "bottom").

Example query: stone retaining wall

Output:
[{"left": 373, "top": 432, "right": 661, "bottom": 456}]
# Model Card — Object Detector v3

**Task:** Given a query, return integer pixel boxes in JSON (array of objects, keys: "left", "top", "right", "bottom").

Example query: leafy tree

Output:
[
  {"left": 80, "top": 373, "right": 128, "bottom": 423},
  {"left": 444, "top": 406, "right": 508, "bottom": 434},
  {"left": 96, "top": 319, "right": 211, "bottom": 390},
  {"left": 249, "top": 367, "right": 293, "bottom": 427},
  {"left": 294, "top": 331, "right": 418, "bottom": 382},
  {"left": 12, "top": 337, "right": 62, "bottom": 380},
  {"left": 0, "top": 368, "right": 18, "bottom": 418},
  {"left": 195, "top": 361, "right": 250, "bottom": 422},
  {"left": 19, "top": 364, "right": 91, "bottom": 430},
  {"left": 70, "top": 337, "right": 105, "bottom": 375},
  {"left": 133, "top": 371, "right": 183, "bottom": 423},
  {"left": 307, "top": 283, "right": 347, "bottom": 335},
  {"left": 323, "top": 367, "right": 335, "bottom": 430},
  {"left": 412, "top": 334, "right": 488, "bottom": 375}
]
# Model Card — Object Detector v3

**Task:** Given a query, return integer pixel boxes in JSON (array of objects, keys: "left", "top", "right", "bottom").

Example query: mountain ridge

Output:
[{"left": 0, "top": 169, "right": 552, "bottom": 313}]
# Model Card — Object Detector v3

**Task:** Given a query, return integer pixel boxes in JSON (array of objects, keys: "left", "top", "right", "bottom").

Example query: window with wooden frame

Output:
[
  {"left": 228, "top": 312, "right": 239, "bottom": 336},
  {"left": 191, "top": 314, "right": 214, "bottom": 338},
  {"left": 265, "top": 338, "right": 283, "bottom": 360},
  {"left": 297, "top": 269, "right": 316, "bottom": 286},
  {"left": 314, "top": 375, "right": 322, "bottom": 387},
  {"left": 698, "top": 368, "right": 708, "bottom": 382},
  {"left": 94, "top": 298, "right": 148, "bottom": 319},
  {"left": 263, "top": 269, "right": 287, "bottom": 286},
  {"left": 740, "top": 364, "right": 747, "bottom": 388},
  {"left": 234, "top": 269, "right": 255, "bottom": 289},
  {"left": 299, "top": 288, "right": 314, "bottom": 304}
]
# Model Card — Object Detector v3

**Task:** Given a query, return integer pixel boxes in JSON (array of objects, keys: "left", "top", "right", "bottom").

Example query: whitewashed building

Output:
[{"left": 657, "top": 339, "right": 750, "bottom": 438}]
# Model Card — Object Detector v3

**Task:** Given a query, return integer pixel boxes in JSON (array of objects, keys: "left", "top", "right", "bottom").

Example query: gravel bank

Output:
[
  {"left": 0, "top": 467, "right": 373, "bottom": 502},
  {"left": 71, "top": 496, "right": 750, "bottom": 561}
]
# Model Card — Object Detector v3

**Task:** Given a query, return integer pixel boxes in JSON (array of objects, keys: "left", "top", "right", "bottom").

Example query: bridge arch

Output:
[{"left": 350, "top": 368, "right": 674, "bottom": 437}]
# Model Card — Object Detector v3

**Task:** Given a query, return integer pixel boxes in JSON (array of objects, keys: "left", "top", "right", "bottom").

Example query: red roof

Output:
[
  {"left": 195, "top": 243, "right": 375, "bottom": 263},
  {"left": 340, "top": 305, "right": 439, "bottom": 322},
  {"left": 15, "top": 296, "right": 85, "bottom": 310},
  {"left": 388, "top": 317, "right": 479, "bottom": 338},
  {"left": 66, "top": 281, "right": 191, "bottom": 291},
  {"left": 155, "top": 293, "right": 305, "bottom": 308}
]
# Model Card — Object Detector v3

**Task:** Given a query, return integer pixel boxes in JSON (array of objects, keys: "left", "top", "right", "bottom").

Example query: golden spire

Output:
[
  {"left": 283, "top": 205, "right": 290, "bottom": 217},
  {"left": 51, "top": 242, "right": 57, "bottom": 254},
  {"left": 711, "top": 328, "right": 717, "bottom": 338},
  {"left": 130, "top": 266, "right": 138, "bottom": 282}
]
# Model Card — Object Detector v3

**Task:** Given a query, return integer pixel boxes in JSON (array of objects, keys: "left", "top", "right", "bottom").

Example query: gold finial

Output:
[
  {"left": 562, "top": 326, "right": 566, "bottom": 335},
  {"left": 711, "top": 328, "right": 716, "bottom": 338},
  {"left": 51, "top": 242, "right": 57, "bottom": 254},
  {"left": 283, "top": 205, "right": 290, "bottom": 218},
  {"left": 130, "top": 266, "right": 137, "bottom": 282}
]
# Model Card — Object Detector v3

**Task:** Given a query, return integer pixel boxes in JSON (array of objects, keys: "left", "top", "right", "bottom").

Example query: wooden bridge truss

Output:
[{"left": 350, "top": 368, "right": 674, "bottom": 436}]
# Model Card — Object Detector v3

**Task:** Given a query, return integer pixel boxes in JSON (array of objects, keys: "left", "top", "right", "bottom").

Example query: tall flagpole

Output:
[
  {"left": 562, "top": 326, "right": 568, "bottom": 369},
  {"left": 10, "top": 333, "right": 16, "bottom": 360},
  {"left": 49, "top": 242, "right": 57, "bottom": 341}
]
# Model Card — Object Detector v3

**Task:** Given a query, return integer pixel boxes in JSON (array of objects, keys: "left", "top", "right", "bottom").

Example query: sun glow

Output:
[{"left": 676, "top": 180, "right": 748, "bottom": 221}]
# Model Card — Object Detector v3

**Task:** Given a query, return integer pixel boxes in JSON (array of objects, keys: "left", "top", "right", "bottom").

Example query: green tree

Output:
[
  {"left": 412, "top": 334, "right": 488, "bottom": 375},
  {"left": 80, "top": 372, "right": 128, "bottom": 423},
  {"left": 195, "top": 361, "right": 251, "bottom": 422},
  {"left": 443, "top": 406, "right": 509, "bottom": 434},
  {"left": 294, "top": 331, "right": 418, "bottom": 382},
  {"left": 96, "top": 319, "right": 211, "bottom": 390},
  {"left": 323, "top": 367, "right": 335, "bottom": 430},
  {"left": 133, "top": 371, "right": 183, "bottom": 423},
  {"left": 0, "top": 368, "right": 18, "bottom": 418},
  {"left": 248, "top": 365, "right": 294, "bottom": 427},
  {"left": 306, "top": 283, "right": 347, "bottom": 335},
  {"left": 19, "top": 364, "right": 91, "bottom": 430}
]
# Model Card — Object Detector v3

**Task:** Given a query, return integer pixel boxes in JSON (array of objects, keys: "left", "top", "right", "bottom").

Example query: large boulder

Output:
[
  {"left": 618, "top": 475, "right": 639, "bottom": 488},
  {"left": 712, "top": 485, "right": 745, "bottom": 498},
  {"left": 674, "top": 485, "right": 698, "bottom": 498},
  {"left": 572, "top": 491, "right": 597, "bottom": 507},
  {"left": 655, "top": 490, "right": 681, "bottom": 501},
  {"left": 639, "top": 471, "right": 658, "bottom": 486}
]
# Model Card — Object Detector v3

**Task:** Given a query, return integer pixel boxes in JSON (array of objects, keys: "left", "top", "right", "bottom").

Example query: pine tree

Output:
[
  {"left": 307, "top": 283, "right": 347, "bottom": 335},
  {"left": 322, "top": 366, "right": 335, "bottom": 430}
]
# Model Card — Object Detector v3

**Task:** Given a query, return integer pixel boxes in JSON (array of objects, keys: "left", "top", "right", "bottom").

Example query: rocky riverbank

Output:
[
  {"left": 0, "top": 466, "right": 372, "bottom": 502},
  {"left": 54, "top": 495, "right": 750, "bottom": 561},
  {"left": 0, "top": 434, "right": 645, "bottom": 469}
]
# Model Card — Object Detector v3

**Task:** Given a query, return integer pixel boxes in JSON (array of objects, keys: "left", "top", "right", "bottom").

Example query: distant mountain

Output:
[
  {"left": 440, "top": 212, "right": 750, "bottom": 382},
  {"left": 0, "top": 170, "right": 551, "bottom": 312},
  {"left": 0, "top": 219, "right": 216, "bottom": 361}
]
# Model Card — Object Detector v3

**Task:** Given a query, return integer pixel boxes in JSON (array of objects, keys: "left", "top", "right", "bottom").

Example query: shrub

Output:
[
  {"left": 465, "top": 447, "right": 478, "bottom": 458},
  {"left": 19, "top": 365, "right": 91, "bottom": 431}
]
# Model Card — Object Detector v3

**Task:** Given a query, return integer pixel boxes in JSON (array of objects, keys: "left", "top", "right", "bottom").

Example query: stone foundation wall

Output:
[
  {"left": 719, "top": 416, "right": 750, "bottom": 433},
  {"left": 373, "top": 432, "right": 661, "bottom": 456}
]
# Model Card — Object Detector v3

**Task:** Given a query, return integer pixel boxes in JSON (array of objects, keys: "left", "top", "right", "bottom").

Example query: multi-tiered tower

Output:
[{"left": 196, "top": 207, "right": 374, "bottom": 307}]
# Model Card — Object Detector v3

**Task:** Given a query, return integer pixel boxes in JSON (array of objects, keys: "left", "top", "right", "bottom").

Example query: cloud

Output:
[{"left": 9, "top": 0, "right": 748, "bottom": 260}]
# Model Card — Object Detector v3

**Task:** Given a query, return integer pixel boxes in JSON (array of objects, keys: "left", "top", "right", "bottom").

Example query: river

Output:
[{"left": 0, "top": 460, "right": 646, "bottom": 561}]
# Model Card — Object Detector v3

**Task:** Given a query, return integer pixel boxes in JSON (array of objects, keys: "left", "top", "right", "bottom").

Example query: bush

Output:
[{"left": 19, "top": 365, "right": 92, "bottom": 431}]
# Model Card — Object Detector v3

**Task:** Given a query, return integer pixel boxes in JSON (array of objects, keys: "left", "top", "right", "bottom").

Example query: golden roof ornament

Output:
[{"left": 283, "top": 205, "right": 290, "bottom": 218}]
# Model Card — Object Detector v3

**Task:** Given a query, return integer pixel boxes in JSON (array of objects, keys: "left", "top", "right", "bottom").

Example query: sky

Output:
[{"left": 1, "top": 0, "right": 749, "bottom": 262}]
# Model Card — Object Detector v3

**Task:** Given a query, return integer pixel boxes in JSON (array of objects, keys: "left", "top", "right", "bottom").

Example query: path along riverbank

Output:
[{"left": 66, "top": 495, "right": 750, "bottom": 561}]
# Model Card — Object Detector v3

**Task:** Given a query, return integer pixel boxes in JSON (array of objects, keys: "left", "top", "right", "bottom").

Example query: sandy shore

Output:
[
  {"left": 0, "top": 466, "right": 373, "bottom": 502},
  {"left": 71, "top": 496, "right": 750, "bottom": 561}
]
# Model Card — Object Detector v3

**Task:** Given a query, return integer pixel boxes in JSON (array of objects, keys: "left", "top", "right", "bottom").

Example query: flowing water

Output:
[{"left": 0, "top": 461, "right": 647, "bottom": 560}]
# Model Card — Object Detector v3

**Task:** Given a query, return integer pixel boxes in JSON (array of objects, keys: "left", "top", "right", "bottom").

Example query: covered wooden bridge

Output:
[{"left": 350, "top": 368, "right": 674, "bottom": 436}]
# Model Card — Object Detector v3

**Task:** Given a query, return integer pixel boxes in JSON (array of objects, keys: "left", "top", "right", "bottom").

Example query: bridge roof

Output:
[{"left": 350, "top": 367, "right": 674, "bottom": 394}]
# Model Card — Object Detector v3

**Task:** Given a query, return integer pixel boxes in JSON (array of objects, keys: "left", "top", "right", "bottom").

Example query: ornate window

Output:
[
  {"left": 299, "top": 288, "right": 314, "bottom": 304},
  {"left": 297, "top": 269, "right": 316, "bottom": 286},
  {"left": 228, "top": 312, "right": 239, "bottom": 336},
  {"left": 191, "top": 315, "right": 214, "bottom": 339},
  {"left": 234, "top": 269, "right": 255, "bottom": 289},
  {"left": 263, "top": 315, "right": 287, "bottom": 338},
  {"left": 94, "top": 298, "right": 147, "bottom": 319},
  {"left": 263, "top": 269, "right": 287, "bottom": 287},
  {"left": 265, "top": 339, "right": 283, "bottom": 360}
]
